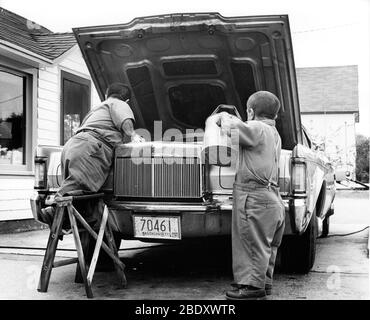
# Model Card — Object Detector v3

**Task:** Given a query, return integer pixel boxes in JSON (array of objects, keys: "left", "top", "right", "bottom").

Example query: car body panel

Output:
[
  {"left": 31, "top": 142, "right": 331, "bottom": 238},
  {"left": 292, "top": 144, "right": 335, "bottom": 229}
]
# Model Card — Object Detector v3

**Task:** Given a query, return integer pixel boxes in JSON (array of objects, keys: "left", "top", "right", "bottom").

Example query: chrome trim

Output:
[
  {"left": 209, "top": 190, "right": 289, "bottom": 197},
  {"left": 219, "top": 204, "right": 232, "bottom": 211},
  {"left": 110, "top": 202, "right": 209, "bottom": 212},
  {"left": 111, "top": 197, "right": 292, "bottom": 213},
  {"left": 211, "top": 191, "right": 233, "bottom": 196}
]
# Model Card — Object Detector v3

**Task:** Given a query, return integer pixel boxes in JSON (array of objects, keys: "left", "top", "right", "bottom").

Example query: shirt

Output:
[
  {"left": 220, "top": 114, "right": 282, "bottom": 187},
  {"left": 76, "top": 97, "right": 135, "bottom": 147}
]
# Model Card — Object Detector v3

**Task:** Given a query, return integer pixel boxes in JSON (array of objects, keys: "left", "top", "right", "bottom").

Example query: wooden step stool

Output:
[{"left": 37, "top": 193, "right": 127, "bottom": 298}]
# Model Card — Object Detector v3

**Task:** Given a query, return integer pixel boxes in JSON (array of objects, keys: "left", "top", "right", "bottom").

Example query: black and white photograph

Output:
[{"left": 0, "top": 0, "right": 368, "bottom": 306}]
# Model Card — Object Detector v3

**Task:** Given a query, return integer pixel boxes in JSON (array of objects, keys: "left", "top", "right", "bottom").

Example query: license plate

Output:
[{"left": 133, "top": 215, "right": 181, "bottom": 240}]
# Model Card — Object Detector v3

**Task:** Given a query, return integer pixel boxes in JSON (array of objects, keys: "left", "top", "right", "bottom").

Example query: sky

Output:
[{"left": 1, "top": 0, "right": 369, "bottom": 136}]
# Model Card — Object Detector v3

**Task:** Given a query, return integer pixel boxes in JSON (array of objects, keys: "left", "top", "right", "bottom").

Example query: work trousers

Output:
[
  {"left": 232, "top": 182, "right": 285, "bottom": 288},
  {"left": 55, "top": 132, "right": 113, "bottom": 221},
  {"left": 57, "top": 131, "right": 113, "bottom": 197}
]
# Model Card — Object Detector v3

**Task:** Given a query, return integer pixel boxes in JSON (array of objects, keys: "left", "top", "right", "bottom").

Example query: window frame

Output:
[
  {"left": 0, "top": 63, "right": 36, "bottom": 175},
  {"left": 60, "top": 70, "right": 91, "bottom": 145}
]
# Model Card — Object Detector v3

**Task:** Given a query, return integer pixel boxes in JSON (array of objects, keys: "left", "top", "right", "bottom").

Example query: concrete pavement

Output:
[{"left": 0, "top": 190, "right": 368, "bottom": 300}]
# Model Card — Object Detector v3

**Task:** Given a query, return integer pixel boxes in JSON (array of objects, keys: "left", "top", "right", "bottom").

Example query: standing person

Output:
[
  {"left": 216, "top": 91, "right": 285, "bottom": 300},
  {"left": 39, "top": 82, "right": 144, "bottom": 225}
]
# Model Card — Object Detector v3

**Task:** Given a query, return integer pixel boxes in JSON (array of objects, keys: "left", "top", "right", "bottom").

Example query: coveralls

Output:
[
  {"left": 57, "top": 97, "right": 135, "bottom": 199},
  {"left": 230, "top": 118, "right": 285, "bottom": 289}
]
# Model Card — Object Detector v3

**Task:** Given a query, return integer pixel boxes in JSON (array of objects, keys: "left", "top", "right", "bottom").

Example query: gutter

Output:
[{"left": 0, "top": 39, "right": 54, "bottom": 66}]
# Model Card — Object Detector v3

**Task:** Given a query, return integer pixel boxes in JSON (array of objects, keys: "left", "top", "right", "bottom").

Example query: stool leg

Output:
[
  {"left": 67, "top": 206, "right": 93, "bottom": 299},
  {"left": 71, "top": 206, "right": 123, "bottom": 268},
  {"left": 86, "top": 206, "right": 108, "bottom": 285},
  {"left": 105, "top": 207, "right": 127, "bottom": 288},
  {"left": 37, "top": 207, "right": 65, "bottom": 293},
  {"left": 75, "top": 231, "right": 91, "bottom": 284}
]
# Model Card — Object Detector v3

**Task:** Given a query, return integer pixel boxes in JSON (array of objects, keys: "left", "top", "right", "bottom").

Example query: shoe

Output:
[
  {"left": 230, "top": 282, "right": 243, "bottom": 289},
  {"left": 39, "top": 207, "right": 54, "bottom": 226},
  {"left": 231, "top": 282, "right": 272, "bottom": 294},
  {"left": 226, "top": 285, "right": 266, "bottom": 300},
  {"left": 265, "top": 284, "right": 272, "bottom": 296},
  {"left": 230, "top": 282, "right": 272, "bottom": 296},
  {"left": 39, "top": 206, "right": 72, "bottom": 231}
]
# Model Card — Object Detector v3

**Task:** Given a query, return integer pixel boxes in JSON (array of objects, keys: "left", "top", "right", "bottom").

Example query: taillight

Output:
[
  {"left": 291, "top": 158, "right": 307, "bottom": 195},
  {"left": 34, "top": 156, "right": 48, "bottom": 190}
]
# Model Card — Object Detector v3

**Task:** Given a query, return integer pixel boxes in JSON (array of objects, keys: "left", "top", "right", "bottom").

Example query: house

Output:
[
  {"left": 0, "top": 7, "right": 99, "bottom": 226},
  {"left": 296, "top": 65, "right": 359, "bottom": 178}
]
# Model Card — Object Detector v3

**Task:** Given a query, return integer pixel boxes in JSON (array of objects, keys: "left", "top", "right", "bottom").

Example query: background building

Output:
[
  {"left": 296, "top": 65, "right": 359, "bottom": 178},
  {"left": 0, "top": 7, "right": 99, "bottom": 223}
]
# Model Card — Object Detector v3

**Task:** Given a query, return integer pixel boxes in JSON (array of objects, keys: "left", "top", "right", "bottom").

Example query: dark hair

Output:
[
  {"left": 246, "top": 91, "right": 280, "bottom": 119},
  {"left": 106, "top": 82, "right": 131, "bottom": 101}
]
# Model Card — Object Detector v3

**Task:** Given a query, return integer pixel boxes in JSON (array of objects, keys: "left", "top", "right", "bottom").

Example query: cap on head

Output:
[
  {"left": 246, "top": 91, "right": 280, "bottom": 119},
  {"left": 106, "top": 82, "right": 131, "bottom": 101}
]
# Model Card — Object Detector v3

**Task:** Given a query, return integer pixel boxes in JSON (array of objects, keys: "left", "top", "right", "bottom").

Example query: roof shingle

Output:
[
  {"left": 296, "top": 65, "right": 359, "bottom": 113},
  {"left": 0, "top": 7, "right": 76, "bottom": 60}
]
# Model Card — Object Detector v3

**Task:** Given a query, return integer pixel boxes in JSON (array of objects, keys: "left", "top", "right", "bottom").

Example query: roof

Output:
[
  {"left": 0, "top": 7, "right": 76, "bottom": 60},
  {"left": 296, "top": 65, "right": 359, "bottom": 113}
]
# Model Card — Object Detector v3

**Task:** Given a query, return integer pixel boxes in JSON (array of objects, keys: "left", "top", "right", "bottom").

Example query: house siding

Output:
[
  {"left": 0, "top": 176, "right": 34, "bottom": 220},
  {"left": 0, "top": 45, "right": 100, "bottom": 221},
  {"left": 37, "top": 65, "right": 59, "bottom": 146}
]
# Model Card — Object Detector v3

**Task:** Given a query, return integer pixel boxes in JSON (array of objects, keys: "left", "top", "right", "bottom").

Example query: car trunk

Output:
[{"left": 73, "top": 13, "right": 302, "bottom": 150}]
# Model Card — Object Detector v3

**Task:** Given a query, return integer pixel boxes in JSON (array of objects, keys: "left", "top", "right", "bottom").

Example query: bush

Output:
[{"left": 355, "top": 134, "right": 369, "bottom": 183}]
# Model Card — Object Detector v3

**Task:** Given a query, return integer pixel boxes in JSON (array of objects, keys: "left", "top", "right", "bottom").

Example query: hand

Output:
[
  {"left": 220, "top": 113, "right": 234, "bottom": 136},
  {"left": 131, "top": 132, "right": 145, "bottom": 143},
  {"left": 213, "top": 112, "right": 229, "bottom": 127}
]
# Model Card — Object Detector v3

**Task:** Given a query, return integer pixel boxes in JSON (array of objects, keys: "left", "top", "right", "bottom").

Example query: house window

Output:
[
  {"left": 0, "top": 68, "right": 26, "bottom": 167},
  {"left": 61, "top": 71, "right": 91, "bottom": 144}
]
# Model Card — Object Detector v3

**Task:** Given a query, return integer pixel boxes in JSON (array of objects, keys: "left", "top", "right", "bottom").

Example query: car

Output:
[{"left": 31, "top": 13, "right": 336, "bottom": 273}]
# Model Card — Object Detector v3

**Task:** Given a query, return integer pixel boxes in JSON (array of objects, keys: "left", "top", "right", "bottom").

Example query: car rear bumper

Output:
[
  {"left": 107, "top": 198, "right": 298, "bottom": 239},
  {"left": 30, "top": 195, "right": 303, "bottom": 238}
]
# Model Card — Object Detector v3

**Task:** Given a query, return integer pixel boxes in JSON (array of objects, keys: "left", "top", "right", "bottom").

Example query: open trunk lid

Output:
[{"left": 73, "top": 13, "right": 302, "bottom": 149}]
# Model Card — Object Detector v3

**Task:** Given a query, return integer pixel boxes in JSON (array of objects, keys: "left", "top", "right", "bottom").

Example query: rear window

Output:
[{"left": 168, "top": 84, "right": 226, "bottom": 128}]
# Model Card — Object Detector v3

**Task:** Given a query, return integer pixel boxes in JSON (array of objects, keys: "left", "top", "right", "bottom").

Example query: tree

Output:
[{"left": 355, "top": 134, "right": 369, "bottom": 183}]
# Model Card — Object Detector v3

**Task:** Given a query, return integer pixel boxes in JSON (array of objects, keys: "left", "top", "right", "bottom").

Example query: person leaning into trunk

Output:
[
  {"left": 216, "top": 91, "right": 285, "bottom": 300},
  {"left": 39, "top": 82, "right": 145, "bottom": 225}
]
